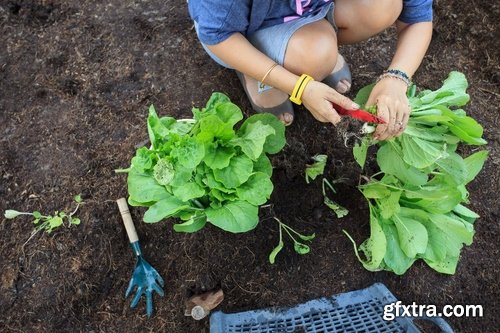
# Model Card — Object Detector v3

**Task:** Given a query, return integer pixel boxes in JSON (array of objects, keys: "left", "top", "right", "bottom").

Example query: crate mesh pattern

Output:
[{"left": 210, "top": 283, "right": 453, "bottom": 333}]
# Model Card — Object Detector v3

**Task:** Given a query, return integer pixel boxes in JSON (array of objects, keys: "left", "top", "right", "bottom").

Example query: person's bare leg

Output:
[
  {"left": 242, "top": 19, "right": 339, "bottom": 123},
  {"left": 334, "top": 0, "right": 403, "bottom": 44},
  {"left": 239, "top": 75, "right": 292, "bottom": 124},
  {"left": 243, "top": 0, "right": 403, "bottom": 120},
  {"left": 284, "top": 19, "right": 351, "bottom": 94}
]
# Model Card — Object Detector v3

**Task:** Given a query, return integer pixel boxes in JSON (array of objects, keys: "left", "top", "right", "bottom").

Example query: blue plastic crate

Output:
[{"left": 210, "top": 283, "right": 453, "bottom": 333}]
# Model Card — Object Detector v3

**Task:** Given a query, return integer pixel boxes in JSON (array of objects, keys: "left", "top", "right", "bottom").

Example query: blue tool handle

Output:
[{"left": 130, "top": 241, "right": 142, "bottom": 256}]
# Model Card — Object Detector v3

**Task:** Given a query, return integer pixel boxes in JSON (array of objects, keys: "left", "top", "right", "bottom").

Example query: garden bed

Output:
[{"left": 0, "top": 1, "right": 498, "bottom": 332}]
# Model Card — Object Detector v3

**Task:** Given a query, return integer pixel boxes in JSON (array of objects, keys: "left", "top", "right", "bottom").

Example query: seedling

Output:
[
  {"left": 268, "top": 217, "right": 315, "bottom": 264},
  {"left": 5, "top": 194, "right": 83, "bottom": 244},
  {"left": 305, "top": 154, "right": 327, "bottom": 184},
  {"left": 322, "top": 179, "right": 348, "bottom": 218}
]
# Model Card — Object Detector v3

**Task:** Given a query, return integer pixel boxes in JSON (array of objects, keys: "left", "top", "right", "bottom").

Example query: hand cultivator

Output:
[{"left": 117, "top": 198, "right": 164, "bottom": 317}]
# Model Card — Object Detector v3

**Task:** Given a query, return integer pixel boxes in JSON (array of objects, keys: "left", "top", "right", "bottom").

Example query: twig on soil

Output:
[
  {"left": 478, "top": 87, "right": 500, "bottom": 97},
  {"left": 231, "top": 277, "right": 260, "bottom": 294}
]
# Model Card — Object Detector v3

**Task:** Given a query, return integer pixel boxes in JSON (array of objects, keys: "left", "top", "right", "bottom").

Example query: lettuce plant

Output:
[
  {"left": 347, "top": 72, "right": 488, "bottom": 275},
  {"left": 123, "top": 93, "right": 285, "bottom": 234}
]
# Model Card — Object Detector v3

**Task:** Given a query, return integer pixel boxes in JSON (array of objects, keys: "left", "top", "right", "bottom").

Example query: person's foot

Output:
[
  {"left": 323, "top": 54, "right": 352, "bottom": 94},
  {"left": 236, "top": 72, "right": 294, "bottom": 126}
]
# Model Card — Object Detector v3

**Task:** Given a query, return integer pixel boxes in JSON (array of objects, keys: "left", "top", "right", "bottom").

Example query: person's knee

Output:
[
  {"left": 362, "top": 0, "right": 402, "bottom": 33},
  {"left": 285, "top": 22, "right": 338, "bottom": 80}
]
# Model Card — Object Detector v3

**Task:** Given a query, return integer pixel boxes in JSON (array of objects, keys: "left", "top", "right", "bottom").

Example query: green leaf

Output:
[
  {"left": 305, "top": 155, "right": 328, "bottom": 184},
  {"left": 4, "top": 210, "right": 23, "bottom": 219},
  {"left": 353, "top": 83, "right": 375, "bottom": 106},
  {"left": 404, "top": 184, "right": 463, "bottom": 214},
  {"left": 33, "top": 211, "right": 42, "bottom": 219},
  {"left": 452, "top": 204, "right": 480, "bottom": 220},
  {"left": 404, "top": 123, "right": 447, "bottom": 143},
  {"left": 428, "top": 213, "right": 474, "bottom": 248},
  {"left": 434, "top": 151, "right": 467, "bottom": 185},
  {"left": 381, "top": 223, "right": 415, "bottom": 275},
  {"left": 131, "top": 147, "right": 155, "bottom": 173},
  {"left": 205, "top": 201, "right": 259, "bottom": 233},
  {"left": 172, "top": 182, "right": 205, "bottom": 202},
  {"left": 166, "top": 118, "right": 195, "bottom": 136},
  {"left": 424, "top": 254, "right": 460, "bottom": 275},
  {"left": 356, "top": 206, "right": 387, "bottom": 271},
  {"left": 239, "top": 113, "right": 286, "bottom": 154},
  {"left": 353, "top": 137, "right": 370, "bottom": 169},
  {"left": 169, "top": 165, "right": 194, "bottom": 187},
  {"left": 203, "top": 169, "right": 234, "bottom": 193},
  {"left": 293, "top": 242, "right": 310, "bottom": 254},
  {"left": 196, "top": 114, "right": 235, "bottom": 142},
  {"left": 171, "top": 137, "right": 205, "bottom": 169},
  {"left": 377, "top": 143, "right": 428, "bottom": 186},
  {"left": 48, "top": 216, "right": 63, "bottom": 231},
  {"left": 378, "top": 190, "right": 401, "bottom": 219},
  {"left": 361, "top": 183, "right": 391, "bottom": 199},
  {"left": 392, "top": 208, "right": 428, "bottom": 258},
  {"left": 415, "top": 72, "right": 470, "bottom": 110},
  {"left": 297, "top": 233, "right": 315, "bottom": 241},
  {"left": 447, "top": 123, "right": 487, "bottom": 145},
  {"left": 400, "top": 134, "right": 447, "bottom": 169},
  {"left": 231, "top": 121, "right": 275, "bottom": 160},
  {"left": 204, "top": 92, "right": 231, "bottom": 113},
  {"left": 153, "top": 159, "right": 175, "bottom": 186},
  {"left": 421, "top": 213, "right": 475, "bottom": 274},
  {"left": 253, "top": 154, "right": 273, "bottom": 177},
  {"left": 324, "top": 196, "right": 348, "bottom": 218},
  {"left": 203, "top": 144, "right": 235, "bottom": 169},
  {"left": 147, "top": 105, "right": 178, "bottom": 148},
  {"left": 269, "top": 241, "right": 284, "bottom": 264},
  {"left": 214, "top": 101, "right": 244, "bottom": 127},
  {"left": 463, "top": 150, "right": 488, "bottom": 184},
  {"left": 143, "top": 196, "right": 191, "bottom": 223},
  {"left": 213, "top": 154, "right": 253, "bottom": 188},
  {"left": 73, "top": 194, "right": 82, "bottom": 203},
  {"left": 70, "top": 217, "right": 81, "bottom": 225},
  {"left": 127, "top": 170, "right": 171, "bottom": 204},
  {"left": 173, "top": 213, "right": 207, "bottom": 233},
  {"left": 236, "top": 172, "right": 273, "bottom": 206}
]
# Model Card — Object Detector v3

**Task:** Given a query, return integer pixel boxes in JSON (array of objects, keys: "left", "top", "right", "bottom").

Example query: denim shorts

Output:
[{"left": 194, "top": 3, "right": 336, "bottom": 70}]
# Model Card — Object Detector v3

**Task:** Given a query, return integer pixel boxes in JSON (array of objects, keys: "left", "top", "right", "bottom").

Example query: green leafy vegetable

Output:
[
  {"left": 348, "top": 72, "right": 488, "bottom": 275},
  {"left": 122, "top": 93, "right": 286, "bottom": 234},
  {"left": 305, "top": 154, "right": 328, "bottom": 184}
]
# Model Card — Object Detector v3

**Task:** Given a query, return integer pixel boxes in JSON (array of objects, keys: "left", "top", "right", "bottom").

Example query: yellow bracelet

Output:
[
  {"left": 289, "top": 74, "right": 314, "bottom": 105},
  {"left": 259, "top": 63, "right": 279, "bottom": 89}
]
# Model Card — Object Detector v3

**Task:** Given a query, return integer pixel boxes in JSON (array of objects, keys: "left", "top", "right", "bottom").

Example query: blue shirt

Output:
[{"left": 189, "top": 0, "right": 433, "bottom": 45}]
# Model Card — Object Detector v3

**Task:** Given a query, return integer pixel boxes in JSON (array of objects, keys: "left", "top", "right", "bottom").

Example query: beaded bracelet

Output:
[
  {"left": 289, "top": 74, "right": 314, "bottom": 105},
  {"left": 376, "top": 69, "right": 412, "bottom": 87}
]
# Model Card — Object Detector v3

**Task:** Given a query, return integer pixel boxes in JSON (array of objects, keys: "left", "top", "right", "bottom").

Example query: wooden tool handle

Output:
[{"left": 117, "top": 198, "right": 139, "bottom": 243}]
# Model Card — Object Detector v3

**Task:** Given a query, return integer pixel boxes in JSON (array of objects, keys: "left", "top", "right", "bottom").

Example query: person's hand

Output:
[
  {"left": 366, "top": 78, "right": 410, "bottom": 140},
  {"left": 301, "top": 80, "right": 359, "bottom": 125}
]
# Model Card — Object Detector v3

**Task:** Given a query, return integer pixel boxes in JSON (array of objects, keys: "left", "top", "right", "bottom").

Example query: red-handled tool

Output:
[{"left": 331, "top": 102, "right": 386, "bottom": 124}]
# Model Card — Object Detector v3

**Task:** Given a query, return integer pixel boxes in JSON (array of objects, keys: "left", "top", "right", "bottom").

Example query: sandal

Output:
[
  {"left": 236, "top": 71, "right": 295, "bottom": 126},
  {"left": 323, "top": 54, "right": 352, "bottom": 94}
]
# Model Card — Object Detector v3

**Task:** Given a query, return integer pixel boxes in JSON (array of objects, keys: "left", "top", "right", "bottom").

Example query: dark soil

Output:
[{"left": 0, "top": 1, "right": 498, "bottom": 332}]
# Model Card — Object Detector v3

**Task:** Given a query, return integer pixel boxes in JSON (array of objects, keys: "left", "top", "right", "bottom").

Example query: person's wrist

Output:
[
  {"left": 289, "top": 74, "right": 314, "bottom": 105},
  {"left": 376, "top": 69, "right": 412, "bottom": 89},
  {"left": 377, "top": 75, "right": 408, "bottom": 93}
]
